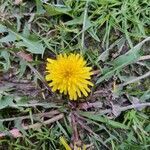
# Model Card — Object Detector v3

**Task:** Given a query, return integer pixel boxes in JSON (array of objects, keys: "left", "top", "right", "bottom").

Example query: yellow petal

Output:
[
  {"left": 45, "top": 53, "right": 94, "bottom": 100},
  {"left": 47, "top": 58, "right": 54, "bottom": 63}
]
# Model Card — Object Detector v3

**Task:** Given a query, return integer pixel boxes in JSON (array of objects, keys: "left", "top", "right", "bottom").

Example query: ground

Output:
[{"left": 0, "top": 0, "right": 150, "bottom": 150}]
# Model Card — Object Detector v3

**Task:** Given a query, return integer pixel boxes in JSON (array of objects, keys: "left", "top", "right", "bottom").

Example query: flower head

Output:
[{"left": 45, "top": 53, "right": 93, "bottom": 100}]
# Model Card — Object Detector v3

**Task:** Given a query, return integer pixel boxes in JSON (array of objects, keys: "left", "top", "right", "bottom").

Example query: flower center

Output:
[{"left": 64, "top": 70, "right": 73, "bottom": 79}]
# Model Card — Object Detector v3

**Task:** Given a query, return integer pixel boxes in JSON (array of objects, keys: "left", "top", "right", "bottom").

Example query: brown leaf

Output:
[
  {"left": 10, "top": 129, "right": 22, "bottom": 138},
  {"left": 112, "top": 104, "right": 121, "bottom": 117},
  {"left": 17, "top": 51, "right": 33, "bottom": 62},
  {"left": 0, "top": 128, "right": 22, "bottom": 138},
  {"left": 14, "top": 0, "right": 23, "bottom": 5},
  {"left": 78, "top": 102, "right": 102, "bottom": 110},
  {"left": 130, "top": 96, "right": 144, "bottom": 111}
]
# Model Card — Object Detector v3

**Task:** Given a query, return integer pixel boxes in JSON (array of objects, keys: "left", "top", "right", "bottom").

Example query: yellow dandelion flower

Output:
[{"left": 45, "top": 53, "right": 93, "bottom": 100}]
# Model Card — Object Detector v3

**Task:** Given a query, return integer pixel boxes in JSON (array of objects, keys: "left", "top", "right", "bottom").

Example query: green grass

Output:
[{"left": 0, "top": 0, "right": 150, "bottom": 149}]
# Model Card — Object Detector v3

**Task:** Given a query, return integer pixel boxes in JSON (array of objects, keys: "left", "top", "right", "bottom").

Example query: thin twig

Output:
[
  {"left": 10, "top": 102, "right": 58, "bottom": 108},
  {"left": 24, "top": 113, "right": 64, "bottom": 130},
  {"left": 0, "top": 113, "right": 64, "bottom": 138},
  {"left": 119, "top": 71, "right": 150, "bottom": 87},
  {"left": 71, "top": 112, "right": 79, "bottom": 143},
  {"left": 81, "top": 102, "right": 150, "bottom": 115},
  {"left": 139, "top": 55, "right": 150, "bottom": 61},
  {"left": 92, "top": 54, "right": 150, "bottom": 76},
  {"left": 0, "top": 13, "right": 35, "bottom": 18},
  {"left": 117, "top": 103, "right": 150, "bottom": 112},
  {"left": 126, "top": 37, "right": 150, "bottom": 54},
  {"left": 0, "top": 110, "right": 60, "bottom": 122}
]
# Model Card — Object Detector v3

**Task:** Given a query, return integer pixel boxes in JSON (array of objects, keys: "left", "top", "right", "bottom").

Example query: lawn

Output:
[{"left": 0, "top": 0, "right": 150, "bottom": 150}]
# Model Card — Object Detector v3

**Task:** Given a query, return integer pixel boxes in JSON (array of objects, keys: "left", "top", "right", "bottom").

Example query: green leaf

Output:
[
  {"left": 18, "top": 60, "right": 27, "bottom": 78},
  {"left": 0, "top": 121, "right": 5, "bottom": 132},
  {"left": 65, "top": 15, "right": 83, "bottom": 25},
  {"left": 80, "top": 111, "right": 129, "bottom": 129},
  {"left": 35, "top": 0, "right": 45, "bottom": 14},
  {"left": 57, "top": 121, "right": 69, "bottom": 138},
  {"left": 44, "top": 4, "right": 72, "bottom": 16},
  {"left": 0, "top": 50, "right": 11, "bottom": 71},
  {"left": 0, "top": 25, "right": 16, "bottom": 43},
  {"left": 96, "top": 37, "right": 150, "bottom": 84},
  {"left": 96, "top": 49, "right": 141, "bottom": 84},
  {"left": 140, "top": 89, "right": 150, "bottom": 102},
  {"left": 88, "top": 27, "right": 100, "bottom": 42},
  {"left": 0, "top": 24, "right": 16, "bottom": 40},
  {"left": 97, "top": 37, "right": 126, "bottom": 62},
  {"left": 0, "top": 24, "right": 45, "bottom": 54},
  {"left": 0, "top": 96, "right": 14, "bottom": 110},
  {"left": 15, "top": 40, "right": 45, "bottom": 55},
  {"left": 145, "top": 124, "right": 150, "bottom": 132}
]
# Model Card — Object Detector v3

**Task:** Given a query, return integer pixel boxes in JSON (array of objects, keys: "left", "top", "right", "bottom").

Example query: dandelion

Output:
[{"left": 45, "top": 53, "right": 93, "bottom": 100}]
